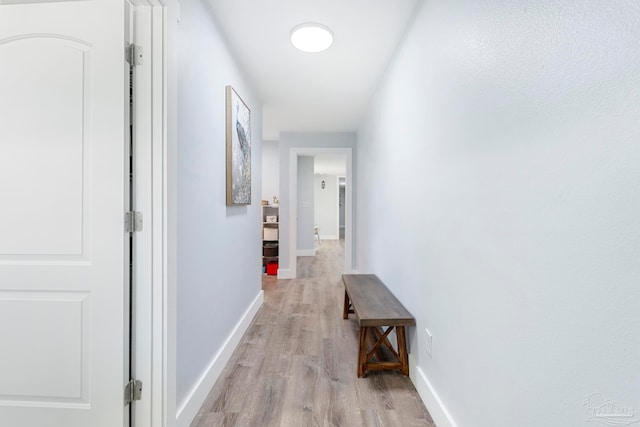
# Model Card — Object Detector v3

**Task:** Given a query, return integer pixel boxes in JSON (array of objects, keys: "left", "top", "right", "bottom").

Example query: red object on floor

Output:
[{"left": 266, "top": 262, "right": 278, "bottom": 275}]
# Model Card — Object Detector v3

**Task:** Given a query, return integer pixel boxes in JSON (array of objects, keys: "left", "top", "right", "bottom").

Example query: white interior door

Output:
[{"left": 0, "top": 1, "right": 128, "bottom": 426}]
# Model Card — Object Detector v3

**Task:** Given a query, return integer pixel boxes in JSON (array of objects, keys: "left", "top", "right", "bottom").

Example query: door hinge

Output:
[
  {"left": 126, "top": 43, "right": 143, "bottom": 67},
  {"left": 125, "top": 379, "right": 143, "bottom": 405},
  {"left": 125, "top": 211, "right": 143, "bottom": 233}
]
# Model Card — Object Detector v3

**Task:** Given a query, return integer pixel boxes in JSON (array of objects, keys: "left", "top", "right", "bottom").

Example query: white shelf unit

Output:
[{"left": 262, "top": 205, "right": 279, "bottom": 273}]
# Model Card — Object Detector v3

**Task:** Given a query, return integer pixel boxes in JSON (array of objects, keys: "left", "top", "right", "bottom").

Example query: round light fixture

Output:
[{"left": 290, "top": 23, "right": 334, "bottom": 53}]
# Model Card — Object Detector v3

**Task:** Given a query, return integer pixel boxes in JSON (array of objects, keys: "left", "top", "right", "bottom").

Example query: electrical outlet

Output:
[{"left": 425, "top": 328, "right": 433, "bottom": 358}]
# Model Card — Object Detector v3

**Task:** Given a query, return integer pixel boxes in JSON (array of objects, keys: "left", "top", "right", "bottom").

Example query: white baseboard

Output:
[
  {"left": 277, "top": 268, "right": 293, "bottom": 279},
  {"left": 413, "top": 366, "right": 458, "bottom": 427},
  {"left": 319, "top": 235, "right": 338, "bottom": 240},
  {"left": 297, "top": 249, "right": 315, "bottom": 256},
  {"left": 176, "top": 290, "right": 264, "bottom": 427}
]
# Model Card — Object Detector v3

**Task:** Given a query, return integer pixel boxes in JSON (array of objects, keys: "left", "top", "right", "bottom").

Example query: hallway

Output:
[{"left": 191, "top": 241, "right": 434, "bottom": 426}]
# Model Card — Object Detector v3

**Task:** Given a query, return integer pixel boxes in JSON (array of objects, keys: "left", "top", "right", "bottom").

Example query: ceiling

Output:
[{"left": 207, "top": 0, "right": 422, "bottom": 141}]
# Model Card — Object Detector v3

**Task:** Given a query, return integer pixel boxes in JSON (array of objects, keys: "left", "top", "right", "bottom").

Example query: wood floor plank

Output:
[{"left": 190, "top": 240, "right": 435, "bottom": 427}]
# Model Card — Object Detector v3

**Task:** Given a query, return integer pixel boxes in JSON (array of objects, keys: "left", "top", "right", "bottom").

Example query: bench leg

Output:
[
  {"left": 343, "top": 290, "right": 354, "bottom": 319},
  {"left": 396, "top": 326, "right": 409, "bottom": 376},
  {"left": 358, "top": 326, "right": 368, "bottom": 378}
]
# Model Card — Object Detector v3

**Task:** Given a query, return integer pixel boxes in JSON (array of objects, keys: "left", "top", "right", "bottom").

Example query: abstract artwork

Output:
[{"left": 226, "top": 85, "right": 251, "bottom": 205}]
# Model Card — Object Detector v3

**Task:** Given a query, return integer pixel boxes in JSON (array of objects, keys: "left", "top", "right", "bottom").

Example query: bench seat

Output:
[{"left": 342, "top": 274, "right": 416, "bottom": 378}]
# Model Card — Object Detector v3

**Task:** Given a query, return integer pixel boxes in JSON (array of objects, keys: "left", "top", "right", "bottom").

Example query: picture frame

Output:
[{"left": 226, "top": 85, "right": 251, "bottom": 205}]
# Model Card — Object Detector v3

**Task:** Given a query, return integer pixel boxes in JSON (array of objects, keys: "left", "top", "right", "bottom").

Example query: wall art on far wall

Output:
[{"left": 226, "top": 85, "right": 251, "bottom": 205}]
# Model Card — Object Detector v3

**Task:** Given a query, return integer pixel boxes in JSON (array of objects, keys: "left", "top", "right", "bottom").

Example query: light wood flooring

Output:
[{"left": 191, "top": 240, "right": 435, "bottom": 427}]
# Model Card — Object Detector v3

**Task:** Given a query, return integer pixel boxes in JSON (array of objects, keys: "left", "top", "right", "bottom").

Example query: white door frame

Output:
[
  {"left": 338, "top": 175, "right": 346, "bottom": 236},
  {"left": 288, "top": 147, "right": 354, "bottom": 278},
  {"left": 129, "top": 1, "right": 168, "bottom": 426}
]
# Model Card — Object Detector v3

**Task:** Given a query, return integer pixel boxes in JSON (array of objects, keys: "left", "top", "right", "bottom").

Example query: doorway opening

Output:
[{"left": 288, "top": 147, "right": 354, "bottom": 279}]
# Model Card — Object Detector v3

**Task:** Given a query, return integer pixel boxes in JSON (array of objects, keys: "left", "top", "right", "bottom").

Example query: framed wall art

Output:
[{"left": 226, "top": 85, "right": 251, "bottom": 205}]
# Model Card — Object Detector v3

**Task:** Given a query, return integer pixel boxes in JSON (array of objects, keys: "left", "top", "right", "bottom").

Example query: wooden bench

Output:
[{"left": 342, "top": 274, "right": 416, "bottom": 378}]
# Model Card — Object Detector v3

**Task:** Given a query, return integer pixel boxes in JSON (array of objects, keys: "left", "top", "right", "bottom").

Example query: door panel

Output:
[
  {"left": 0, "top": 36, "right": 88, "bottom": 257},
  {"left": 0, "top": 1, "right": 127, "bottom": 426},
  {"left": 0, "top": 292, "right": 89, "bottom": 402}
]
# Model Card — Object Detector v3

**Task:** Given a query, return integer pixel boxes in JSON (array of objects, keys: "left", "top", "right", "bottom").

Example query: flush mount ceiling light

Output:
[{"left": 290, "top": 23, "right": 334, "bottom": 53}]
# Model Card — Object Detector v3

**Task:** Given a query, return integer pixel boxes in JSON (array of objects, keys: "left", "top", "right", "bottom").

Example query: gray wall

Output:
[
  {"left": 296, "top": 156, "right": 315, "bottom": 254},
  {"left": 356, "top": 1, "right": 640, "bottom": 426},
  {"left": 261, "top": 140, "right": 279, "bottom": 203},
  {"left": 176, "top": 0, "right": 262, "bottom": 412}
]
